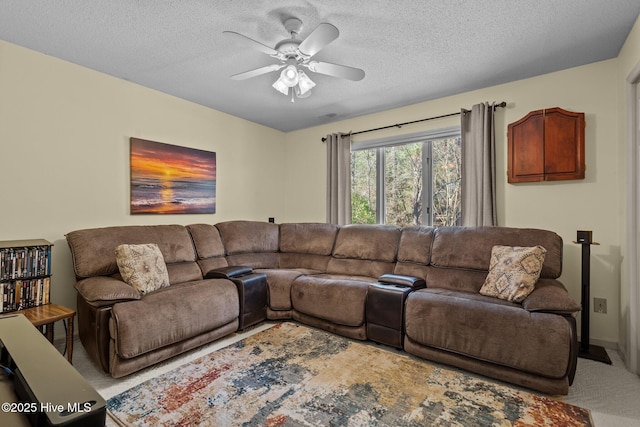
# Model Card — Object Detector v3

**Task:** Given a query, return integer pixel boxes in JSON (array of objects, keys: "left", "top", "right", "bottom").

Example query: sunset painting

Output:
[{"left": 130, "top": 138, "right": 216, "bottom": 214}]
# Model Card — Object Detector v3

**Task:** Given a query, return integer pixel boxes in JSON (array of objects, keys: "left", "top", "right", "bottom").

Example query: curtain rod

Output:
[{"left": 321, "top": 101, "right": 506, "bottom": 142}]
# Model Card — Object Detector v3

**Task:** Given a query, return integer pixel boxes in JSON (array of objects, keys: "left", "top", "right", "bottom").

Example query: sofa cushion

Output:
[
  {"left": 426, "top": 267, "right": 489, "bottom": 293},
  {"left": 396, "top": 226, "right": 434, "bottom": 265},
  {"left": 215, "top": 221, "right": 279, "bottom": 255},
  {"left": 278, "top": 223, "right": 338, "bottom": 271},
  {"left": 186, "top": 224, "right": 230, "bottom": 277},
  {"left": 110, "top": 278, "right": 239, "bottom": 359},
  {"left": 279, "top": 253, "right": 332, "bottom": 271},
  {"left": 115, "top": 244, "right": 170, "bottom": 295},
  {"left": 331, "top": 224, "right": 401, "bottom": 262},
  {"left": 257, "top": 268, "right": 306, "bottom": 311},
  {"left": 291, "top": 274, "right": 371, "bottom": 327},
  {"left": 326, "top": 225, "right": 400, "bottom": 277},
  {"left": 280, "top": 223, "right": 338, "bottom": 255},
  {"left": 405, "top": 289, "right": 573, "bottom": 379},
  {"left": 75, "top": 276, "right": 141, "bottom": 305},
  {"left": 165, "top": 262, "right": 206, "bottom": 285},
  {"left": 326, "top": 257, "right": 396, "bottom": 279},
  {"left": 480, "top": 245, "right": 547, "bottom": 303},
  {"left": 187, "top": 224, "right": 226, "bottom": 259},
  {"left": 66, "top": 225, "right": 197, "bottom": 278},
  {"left": 522, "top": 279, "right": 581, "bottom": 314},
  {"left": 225, "top": 252, "right": 279, "bottom": 269},
  {"left": 431, "top": 226, "right": 562, "bottom": 279}
]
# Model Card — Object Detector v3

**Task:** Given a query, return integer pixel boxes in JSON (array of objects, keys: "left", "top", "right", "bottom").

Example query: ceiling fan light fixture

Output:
[
  {"left": 272, "top": 79, "right": 290, "bottom": 95},
  {"left": 295, "top": 86, "right": 312, "bottom": 99},
  {"left": 296, "top": 70, "right": 315, "bottom": 96},
  {"left": 279, "top": 65, "right": 299, "bottom": 87},
  {"left": 273, "top": 65, "right": 315, "bottom": 99}
]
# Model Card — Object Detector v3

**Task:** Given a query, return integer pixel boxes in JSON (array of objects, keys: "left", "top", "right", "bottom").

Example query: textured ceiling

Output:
[{"left": 1, "top": 1, "right": 639, "bottom": 132}]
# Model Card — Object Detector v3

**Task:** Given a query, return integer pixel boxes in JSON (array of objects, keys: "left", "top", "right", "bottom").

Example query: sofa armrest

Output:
[
  {"left": 521, "top": 279, "right": 581, "bottom": 314},
  {"left": 75, "top": 276, "right": 141, "bottom": 306},
  {"left": 378, "top": 273, "right": 426, "bottom": 290},
  {"left": 204, "top": 265, "right": 253, "bottom": 279}
]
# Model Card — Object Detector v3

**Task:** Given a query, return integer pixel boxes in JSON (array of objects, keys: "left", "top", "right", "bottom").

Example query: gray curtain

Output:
[
  {"left": 461, "top": 102, "right": 497, "bottom": 226},
  {"left": 326, "top": 133, "right": 352, "bottom": 225}
]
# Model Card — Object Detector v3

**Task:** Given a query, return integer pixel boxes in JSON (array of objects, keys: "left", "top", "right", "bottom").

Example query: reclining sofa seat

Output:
[
  {"left": 290, "top": 224, "right": 401, "bottom": 339},
  {"left": 66, "top": 225, "right": 240, "bottom": 378},
  {"left": 270, "top": 222, "right": 340, "bottom": 319},
  {"left": 402, "top": 226, "right": 579, "bottom": 395},
  {"left": 190, "top": 221, "right": 298, "bottom": 320},
  {"left": 210, "top": 221, "right": 293, "bottom": 319}
]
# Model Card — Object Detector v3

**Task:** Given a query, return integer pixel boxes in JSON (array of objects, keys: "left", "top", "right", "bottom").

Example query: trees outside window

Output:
[{"left": 351, "top": 128, "right": 461, "bottom": 227}]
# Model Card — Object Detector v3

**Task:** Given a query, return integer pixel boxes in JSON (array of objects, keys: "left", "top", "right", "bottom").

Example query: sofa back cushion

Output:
[
  {"left": 187, "top": 224, "right": 229, "bottom": 275},
  {"left": 431, "top": 226, "right": 562, "bottom": 277},
  {"left": 280, "top": 223, "right": 338, "bottom": 255},
  {"left": 188, "top": 224, "right": 226, "bottom": 259},
  {"left": 393, "top": 226, "right": 434, "bottom": 278},
  {"left": 326, "top": 225, "right": 401, "bottom": 278},
  {"left": 279, "top": 223, "right": 338, "bottom": 271},
  {"left": 396, "top": 226, "right": 434, "bottom": 264},
  {"left": 66, "top": 225, "right": 199, "bottom": 282},
  {"left": 428, "top": 226, "right": 562, "bottom": 293},
  {"left": 215, "top": 220, "right": 279, "bottom": 268}
]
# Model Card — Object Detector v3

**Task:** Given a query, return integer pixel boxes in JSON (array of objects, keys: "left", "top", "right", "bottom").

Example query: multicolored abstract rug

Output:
[{"left": 107, "top": 322, "right": 592, "bottom": 426}]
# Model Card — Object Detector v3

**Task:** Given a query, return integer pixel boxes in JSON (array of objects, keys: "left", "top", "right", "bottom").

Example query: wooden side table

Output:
[{"left": 2, "top": 304, "right": 76, "bottom": 363}]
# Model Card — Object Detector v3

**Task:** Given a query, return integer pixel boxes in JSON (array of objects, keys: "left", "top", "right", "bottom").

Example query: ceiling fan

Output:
[{"left": 224, "top": 17, "right": 365, "bottom": 101}]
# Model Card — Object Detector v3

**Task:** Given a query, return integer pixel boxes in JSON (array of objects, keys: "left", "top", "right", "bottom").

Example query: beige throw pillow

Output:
[
  {"left": 115, "top": 243, "right": 170, "bottom": 295},
  {"left": 480, "top": 245, "right": 547, "bottom": 303}
]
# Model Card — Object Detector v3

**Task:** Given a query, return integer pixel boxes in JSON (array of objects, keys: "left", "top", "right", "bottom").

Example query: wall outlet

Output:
[
  {"left": 594, "top": 297, "right": 607, "bottom": 314},
  {"left": 268, "top": 217, "right": 275, "bottom": 223}
]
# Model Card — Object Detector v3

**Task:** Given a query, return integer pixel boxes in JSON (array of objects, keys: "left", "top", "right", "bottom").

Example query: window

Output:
[{"left": 351, "top": 127, "right": 461, "bottom": 227}]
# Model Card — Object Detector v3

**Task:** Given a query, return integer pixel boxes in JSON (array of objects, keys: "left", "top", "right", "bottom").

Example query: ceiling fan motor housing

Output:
[
  {"left": 283, "top": 17, "right": 303, "bottom": 36},
  {"left": 275, "top": 18, "right": 308, "bottom": 61},
  {"left": 274, "top": 39, "right": 304, "bottom": 59}
]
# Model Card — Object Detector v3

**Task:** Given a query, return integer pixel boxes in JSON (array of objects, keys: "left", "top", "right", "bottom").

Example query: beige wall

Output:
[
  {"left": 283, "top": 58, "right": 622, "bottom": 345},
  {"left": 0, "top": 40, "right": 286, "bottom": 314}
]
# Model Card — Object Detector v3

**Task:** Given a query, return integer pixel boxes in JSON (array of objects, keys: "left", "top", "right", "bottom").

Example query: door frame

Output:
[{"left": 625, "top": 61, "right": 640, "bottom": 374}]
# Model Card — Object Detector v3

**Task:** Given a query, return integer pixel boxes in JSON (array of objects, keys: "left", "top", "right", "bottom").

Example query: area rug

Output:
[{"left": 107, "top": 322, "right": 592, "bottom": 426}]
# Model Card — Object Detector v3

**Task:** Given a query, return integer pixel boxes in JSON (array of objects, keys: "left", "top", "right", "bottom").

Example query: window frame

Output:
[{"left": 351, "top": 126, "right": 461, "bottom": 226}]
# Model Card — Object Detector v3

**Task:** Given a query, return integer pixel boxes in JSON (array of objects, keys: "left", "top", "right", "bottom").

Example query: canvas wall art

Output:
[{"left": 130, "top": 138, "right": 216, "bottom": 214}]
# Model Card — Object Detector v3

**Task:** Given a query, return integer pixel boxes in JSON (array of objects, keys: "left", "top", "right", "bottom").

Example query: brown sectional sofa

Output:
[{"left": 66, "top": 220, "right": 580, "bottom": 395}]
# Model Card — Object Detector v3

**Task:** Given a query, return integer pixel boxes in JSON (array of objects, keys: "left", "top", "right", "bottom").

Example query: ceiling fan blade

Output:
[
  {"left": 230, "top": 63, "right": 284, "bottom": 80},
  {"left": 223, "top": 31, "right": 279, "bottom": 56},
  {"left": 297, "top": 23, "right": 339, "bottom": 57},
  {"left": 305, "top": 61, "right": 365, "bottom": 81}
]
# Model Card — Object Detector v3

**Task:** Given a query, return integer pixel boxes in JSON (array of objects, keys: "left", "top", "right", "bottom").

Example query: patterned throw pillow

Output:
[
  {"left": 115, "top": 244, "right": 170, "bottom": 295},
  {"left": 479, "top": 245, "right": 547, "bottom": 303}
]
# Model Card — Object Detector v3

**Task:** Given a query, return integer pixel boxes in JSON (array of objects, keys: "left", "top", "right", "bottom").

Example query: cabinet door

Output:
[
  {"left": 508, "top": 109, "right": 545, "bottom": 183},
  {"left": 544, "top": 108, "right": 585, "bottom": 180}
]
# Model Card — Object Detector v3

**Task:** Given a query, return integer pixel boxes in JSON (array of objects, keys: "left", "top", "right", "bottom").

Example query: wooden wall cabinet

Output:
[{"left": 507, "top": 107, "right": 585, "bottom": 183}]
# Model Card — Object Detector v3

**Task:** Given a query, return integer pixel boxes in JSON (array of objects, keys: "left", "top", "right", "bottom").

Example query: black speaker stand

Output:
[{"left": 574, "top": 239, "right": 612, "bottom": 364}]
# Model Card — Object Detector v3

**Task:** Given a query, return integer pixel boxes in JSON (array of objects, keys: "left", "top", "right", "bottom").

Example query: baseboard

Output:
[
  {"left": 576, "top": 335, "right": 619, "bottom": 354},
  {"left": 617, "top": 342, "right": 628, "bottom": 366},
  {"left": 585, "top": 337, "right": 618, "bottom": 350}
]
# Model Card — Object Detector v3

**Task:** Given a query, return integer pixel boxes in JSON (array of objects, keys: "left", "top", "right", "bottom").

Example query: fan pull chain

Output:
[{"left": 291, "top": 88, "right": 295, "bottom": 103}]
